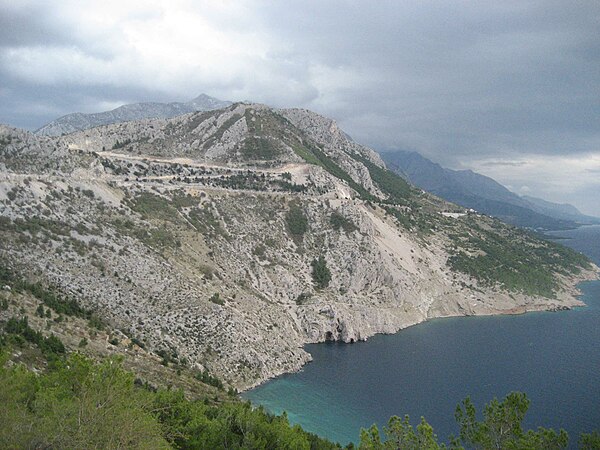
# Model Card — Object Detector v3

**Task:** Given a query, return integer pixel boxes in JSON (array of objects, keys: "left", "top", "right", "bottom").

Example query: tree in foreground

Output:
[
  {"left": 359, "top": 415, "right": 441, "bottom": 449},
  {"left": 0, "top": 353, "right": 169, "bottom": 449},
  {"left": 0, "top": 350, "right": 341, "bottom": 449},
  {"left": 454, "top": 392, "right": 568, "bottom": 449},
  {"left": 580, "top": 431, "right": 600, "bottom": 450},
  {"left": 359, "top": 392, "right": 573, "bottom": 450}
]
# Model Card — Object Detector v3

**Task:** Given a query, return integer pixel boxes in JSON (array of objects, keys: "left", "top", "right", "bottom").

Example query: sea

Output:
[{"left": 244, "top": 225, "right": 600, "bottom": 446}]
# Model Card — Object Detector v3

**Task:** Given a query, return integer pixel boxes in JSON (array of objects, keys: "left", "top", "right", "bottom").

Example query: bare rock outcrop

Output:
[{"left": 1, "top": 104, "right": 596, "bottom": 390}]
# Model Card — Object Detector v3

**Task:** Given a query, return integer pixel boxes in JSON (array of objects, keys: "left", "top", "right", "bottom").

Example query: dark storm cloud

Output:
[
  {"left": 255, "top": 0, "right": 600, "bottom": 162},
  {"left": 0, "top": 0, "right": 599, "bottom": 213},
  {"left": 0, "top": 4, "right": 69, "bottom": 47}
]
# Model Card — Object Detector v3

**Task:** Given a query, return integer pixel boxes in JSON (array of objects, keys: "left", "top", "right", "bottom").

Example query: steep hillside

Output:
[
  {"left": 35, "top": 94, "right": 231, "bottom": 137},
  {"left": 1, "top": 105, "right": 596, "bottom": 389},
  {"left": 382, "top": 150, "right": 581, "bottom": 230}
]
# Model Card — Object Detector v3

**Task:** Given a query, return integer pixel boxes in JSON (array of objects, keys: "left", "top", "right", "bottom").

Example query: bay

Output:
[{"left": 244, "top": 225, "right": 600, "bottom": 446}]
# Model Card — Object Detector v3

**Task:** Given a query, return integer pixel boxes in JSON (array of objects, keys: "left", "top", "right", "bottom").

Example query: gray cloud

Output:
[
  {"left": 480, "top": 161, "right": 529, "bottom": 168},
  {"left": 0, "top": 4, "right": 69, "bottom": 47},
  {"left": 0, "top": 0, "right": 599, "bottom": 214}
]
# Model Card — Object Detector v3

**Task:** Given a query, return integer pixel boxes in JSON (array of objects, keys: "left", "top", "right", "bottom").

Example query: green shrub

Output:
[
  {"left": 130, "top": 337, "right": 145, "bottom": 349},
  {"left": 129, "top": 193, "right": 177, "bottom": 221},
  {"left": 311, "top": 256, "right": 332, "bottom": 289},
  {"left": 285, "top": 203, "right": 308, "bottom": 242},
  {"left": 87, "top": 315, "right": 105, "bottom": 330},
  {"left": 208, "top": 293, "right": 224, "bottom": 306},
  {"left": 194, "top": 369, "right": 224, "bottom": 390},
  {"left": 3, "top": 316, "right": 65, "bottom": 357},
  {"left": 295, "top": 292, "right": 311, "bottom": 305},
  {"left": 253, "top": 244, "right": 266, "bottom": 259},
  {"left": 0, "top": 350, "right": 596, "bottom": 450},
  {"left": 330, "top": 212, "right": 358, "bottom": 233},
  {"left": 352, "top": 153, "right": 413, "bottom": 203},
  {"left": 240, "top": 136, "right": 282, "bottom": 160},
  {"left": 112, "top": 138, "right": 132, "bottom": 149},
  {"left": 0, "top": 264, "right": 102, "bottom": 324}
]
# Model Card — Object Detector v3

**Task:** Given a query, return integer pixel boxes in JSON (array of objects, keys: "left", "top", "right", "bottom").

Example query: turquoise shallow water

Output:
[{"left": 244, "top": 225, "right": 600, "bottom": 446}]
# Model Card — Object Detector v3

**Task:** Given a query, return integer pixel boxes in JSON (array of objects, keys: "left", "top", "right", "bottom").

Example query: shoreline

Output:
[{"left": 242, "top": 265, "right": 600, "bottom": 392}]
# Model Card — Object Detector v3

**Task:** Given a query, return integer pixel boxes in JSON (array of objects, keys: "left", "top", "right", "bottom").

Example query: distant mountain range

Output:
[
  {"left": 35, "top": 94, "right": 231, "bottom": 136},
  {"left": 521, "top": 195, "right": 599, "bottom": 224},
  {"left": 381, "top": 150, "right": 600, "bottom": 231}
]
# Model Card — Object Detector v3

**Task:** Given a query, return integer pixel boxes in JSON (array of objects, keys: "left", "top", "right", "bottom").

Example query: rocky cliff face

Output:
[{"left": 1, "top": 104, "right": 596, "bottom": 389}]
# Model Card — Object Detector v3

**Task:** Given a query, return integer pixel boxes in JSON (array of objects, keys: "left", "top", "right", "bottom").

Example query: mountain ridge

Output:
[
  {"left": 522, "top": 195, "right": 600, "bottom": 224},
  {"left": 34, "top": 94, "right": 231, "bottom": 136},
  {"left": 1, "top": 104, "right": 596, "bottom": 389},
  {"left": 381, "top": 150, "right": 597, "bottom": 230}
]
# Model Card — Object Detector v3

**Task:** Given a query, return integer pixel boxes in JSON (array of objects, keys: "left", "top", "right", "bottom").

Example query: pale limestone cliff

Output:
[{"left": 1, "top": 105, "right": 596, "bottom": 390}]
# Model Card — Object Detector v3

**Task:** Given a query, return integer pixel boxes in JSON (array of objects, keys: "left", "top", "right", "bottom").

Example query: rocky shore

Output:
[{"left": 1, "top": 104, "right": 596, "bottom": 390}]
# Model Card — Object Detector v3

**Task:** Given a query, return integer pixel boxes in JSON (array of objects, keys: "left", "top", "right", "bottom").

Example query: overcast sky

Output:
[{"left": 1, "top": 0, "right": 599, "bottom": 215}]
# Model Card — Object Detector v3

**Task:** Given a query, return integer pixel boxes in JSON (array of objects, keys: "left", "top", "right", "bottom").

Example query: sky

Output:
[{"left": 1, "top": 1, "right": 599, "bottom": 215}]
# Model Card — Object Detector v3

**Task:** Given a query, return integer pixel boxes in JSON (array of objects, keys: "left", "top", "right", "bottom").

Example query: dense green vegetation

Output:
[
  {"left": 241, "top": 136, "right": 283, "bottom": 160},
  {"left": 285, "top": 202, "right": 309, "bottom": 242},
  {"left": 292, "top": 143, "right": 323, "bottom": 166},
  {"left": 330, "top": 212, "right": 358, "bottom": 233},
  {"left": 581, "top": 432, "right": 600, "bottom": 449},
  {"left": 453, "top": 393, "right": 568, "bottom": 449},
  {"left": 129, "top": 192, "right": 180, "bottom": 221},
  {"left": 290, "top": 142, "right": 373, "bottom": 200},
  {"left": 4, "top": 316, "right": 65, "bottom": 358},
  {"left": 344, "top": 152, "right": 438, "bottom": 234},
  {"left": 194, "top": 368, "right": 224, "bottom": 390},
  {"left": 0, "top": 351, "right": 342, "bottom": 450},
  {"left": 0, "top": 215, "right": 72, "bottom": 238},
  {"left": 447, "top": 220, "right": 591, "bottom": 297},
  {"left": 338, "top": 148, "right": 592, "bottom": 297},
  {"left": 311, "top": 255, "right": 332, "bottom": 289},
  {"left": 1, "top": 289, "right": 598, "bottom": 449},
  {"left": 0, "top": 353, "right": 169, "bottom": 449},
  {"left": 351, "top": 153, "right": 413, "bottom": 204}
]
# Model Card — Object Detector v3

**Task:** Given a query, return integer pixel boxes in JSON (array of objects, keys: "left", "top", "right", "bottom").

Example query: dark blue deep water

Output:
[{"left": 244, "top": 225, "right": 600, "bottom": 446}]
